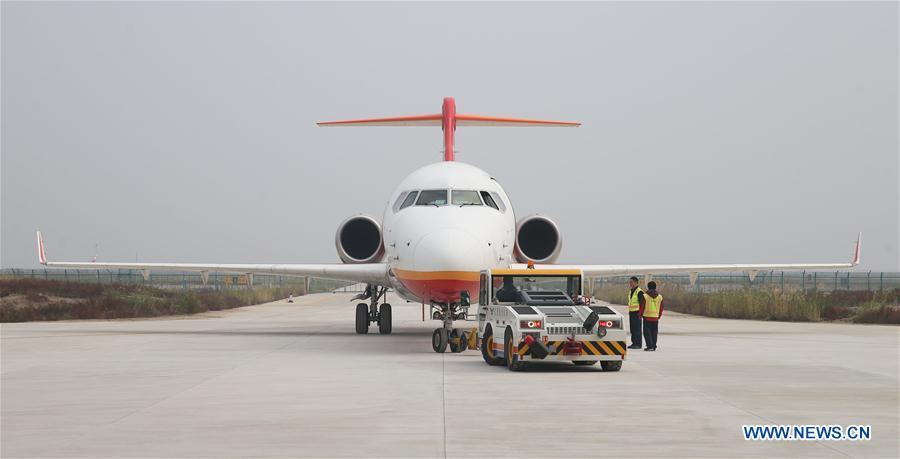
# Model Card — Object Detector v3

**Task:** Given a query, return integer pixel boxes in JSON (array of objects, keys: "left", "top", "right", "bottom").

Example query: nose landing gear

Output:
[{"left": 430, "top": 303, "right": 469, "bottom": 353}]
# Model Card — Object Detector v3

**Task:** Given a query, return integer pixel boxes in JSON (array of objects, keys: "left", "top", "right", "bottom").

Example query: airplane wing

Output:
[
  {"left": 514, "top": 233, "right": 861, "bottom": 279},
  {"left": 36, "top": 231, "right": 389, "bottom": 286}
]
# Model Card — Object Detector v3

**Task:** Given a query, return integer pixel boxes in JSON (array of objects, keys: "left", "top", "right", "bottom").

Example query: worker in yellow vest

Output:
[
  {"left": 640, "top": 281, "right": 664, "bottom": 351},
  {"left": 626, "top": 276, "right": 644, "bottom": 349}
]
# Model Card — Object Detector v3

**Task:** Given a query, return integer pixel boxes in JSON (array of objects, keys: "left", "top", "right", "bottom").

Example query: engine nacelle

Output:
[
  {"left": 335, "top": 215, "right": 385, "bottom": 264},
  {"left": 514, "top": 215, "right": 562, "bottom": 264}
]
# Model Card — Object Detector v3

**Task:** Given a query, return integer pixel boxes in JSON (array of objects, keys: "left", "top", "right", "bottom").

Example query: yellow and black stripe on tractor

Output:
[
  {"left": 521, "top": 340, "right": 627, "bottom": 358},
  {"left": 581, "top": 340, "right": 627, "bottom": 356}
]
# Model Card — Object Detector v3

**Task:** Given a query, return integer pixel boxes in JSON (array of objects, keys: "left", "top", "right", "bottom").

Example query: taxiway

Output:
[{"left": 2, "top": 293, "right": 897, "bottom": 457}]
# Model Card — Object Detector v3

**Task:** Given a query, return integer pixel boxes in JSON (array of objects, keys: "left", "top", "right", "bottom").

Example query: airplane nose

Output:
[{"left": 413, "top": 229, "right": 484, "bottom": 272}]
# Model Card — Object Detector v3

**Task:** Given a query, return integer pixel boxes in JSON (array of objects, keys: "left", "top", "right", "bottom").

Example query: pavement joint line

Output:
[{"left": 442, "top": 350, "right": 448, "bottom": 459}]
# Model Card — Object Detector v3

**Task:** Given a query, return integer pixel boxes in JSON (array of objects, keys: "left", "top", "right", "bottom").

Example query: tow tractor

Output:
[{"left": 475, "top": 269, "right": 627, "bottom": 371}]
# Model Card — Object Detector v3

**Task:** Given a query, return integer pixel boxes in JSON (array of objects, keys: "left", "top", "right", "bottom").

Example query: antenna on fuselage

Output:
[{"left": 317, "top": 97, "right": 580, "bottom": 162}]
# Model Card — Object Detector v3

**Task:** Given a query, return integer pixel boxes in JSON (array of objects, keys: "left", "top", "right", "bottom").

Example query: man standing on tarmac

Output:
[
  {"left": 640, "top": 281, "right": 664, "bottom": 351},
  {"left": 626, "top": 276, "right": 644, "bottom": 349}
]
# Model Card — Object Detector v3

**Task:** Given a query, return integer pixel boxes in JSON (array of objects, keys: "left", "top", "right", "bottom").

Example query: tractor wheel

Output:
[
  {"left": 504, "top": 327, "right": 522, "bottom": 371},
  {"left": 481, "top": 327, "right": 504, "bottom": 366},
  {"left": 601, "top": 361, "right": 623, "bottom": 372}
]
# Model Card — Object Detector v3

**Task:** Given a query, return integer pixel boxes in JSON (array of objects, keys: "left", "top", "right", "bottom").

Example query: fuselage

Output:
[{"left": 381, "top": 161, "right": 515, "bottom": 304}]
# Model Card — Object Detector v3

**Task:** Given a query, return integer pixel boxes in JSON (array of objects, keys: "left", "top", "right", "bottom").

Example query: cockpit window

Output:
[
  {"left": 393, "top": 192, "right": 408, "bottom": 212},
  {"left": 452, "top": 190, "right": 483, "bottom": 206},
  {"left": 416, "top": 189, "right": 448, "bottom": 206},
  {"left": 480, "top": 191, "right": 498, "bottom": 210},
  {"left": 399, "top": 191, "right": 418, "bottom": 210},
  {"left": 490, "top": 191, "right": 507, "bottom": 212}
]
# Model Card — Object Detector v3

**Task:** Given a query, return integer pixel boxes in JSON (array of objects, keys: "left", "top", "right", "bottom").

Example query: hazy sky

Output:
[{"left": 2, "top": 1, "right": 898, "bottom": 271}]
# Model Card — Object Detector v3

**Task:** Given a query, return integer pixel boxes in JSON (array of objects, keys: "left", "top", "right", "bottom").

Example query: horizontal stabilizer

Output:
[
  {"left": 318, "top": 114, "right": 442, "bottom": 127},
  {"left": 317, "top": 97, "right": 579, "bottom": 161},
  {"left": 456, "top": 114, "right": 580, "bottom": 127},
  {"left": 317, "top": 114, "right": 579, "bottom": 127}
]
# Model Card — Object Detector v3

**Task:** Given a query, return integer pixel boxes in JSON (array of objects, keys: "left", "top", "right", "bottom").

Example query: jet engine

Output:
[
  {"left": 514, "top": 215, "right": 562, "bottom": 264},
  {"left": 335, "top": 215, "right": 385, "bottom": 264}
]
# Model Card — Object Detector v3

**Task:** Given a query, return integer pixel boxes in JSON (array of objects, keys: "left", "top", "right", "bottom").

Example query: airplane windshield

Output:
[
  {"left": 452, "top": 190, "right": 483, "bottom": 206},
  {"left": 416, "top": 190, "right": 448, "bottom": 206}
]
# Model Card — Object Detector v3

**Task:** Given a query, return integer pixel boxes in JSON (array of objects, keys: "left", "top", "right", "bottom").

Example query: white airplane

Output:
[{"left": 36, "top": 97, "right": 861, "bottom": 352}]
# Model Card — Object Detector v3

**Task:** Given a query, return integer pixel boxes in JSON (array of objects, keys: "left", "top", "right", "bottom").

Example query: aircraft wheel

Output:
[
  {"left": 432, "top": 328, "right": 448, "bottom": 353},
  {"left": 573, "top": 361, "right": 598, "bottom": 366},
  {"left": 504, "top": 327, "right": 522, "bottom": 371},
  {"left": 601, "top": 361, "right": 623, "bottom": 372},
  {"left": 457, "top": 331, "right": 469, "bottom": 352},
  {"left": 355, "top": 303, "right": 369, "bottom": 334},
  {"left": 481, "top": 327, "right": 504, "bottom": 366},
  {"left": 449, "top": 329, "right": 467, "bottom": 353},
  {"left": 378, "top": 304, "right": 392, "bottom": 335}
]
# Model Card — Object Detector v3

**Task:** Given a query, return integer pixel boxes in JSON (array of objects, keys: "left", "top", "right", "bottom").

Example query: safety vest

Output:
[
  {"left": 643, "top": 294, "right": 663, "bottom": 319},
  {"left": 627, "top": 287, "right": 644, "bottom": 312}
]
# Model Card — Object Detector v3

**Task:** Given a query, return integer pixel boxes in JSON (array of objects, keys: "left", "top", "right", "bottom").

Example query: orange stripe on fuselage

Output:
[
  {"left": 393, "top": 269, "right": 480, "bottom": 282},
  {"left": 393, "top": 269, "right": 480, "bottom": 304}
]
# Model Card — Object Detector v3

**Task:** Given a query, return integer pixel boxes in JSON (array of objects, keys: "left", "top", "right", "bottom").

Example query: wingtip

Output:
[
  {"left": 36, "top": 230, "right": 47, "bottom": 265},
  {"left": 851, "top": 232, "right": 862, "bottom": 266}
]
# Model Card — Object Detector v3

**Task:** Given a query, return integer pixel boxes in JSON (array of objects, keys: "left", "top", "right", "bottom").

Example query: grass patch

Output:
[
  {"left": 593, "top": 283, "right": 900, "bottom": 324},
  {"left": 0, "top": 278, "right": 303, "bottom": 322}
]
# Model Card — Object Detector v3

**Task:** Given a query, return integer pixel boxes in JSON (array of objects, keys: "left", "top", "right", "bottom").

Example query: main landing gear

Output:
[
  {"left": 353, "top": 285, "right": 392, "bottom": 335},
  {"left": 430, "top": 303, "right": 469, "bottom": 353}
]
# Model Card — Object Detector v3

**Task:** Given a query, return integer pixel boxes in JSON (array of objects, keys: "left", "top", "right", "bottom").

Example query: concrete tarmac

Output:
[{"left": 2, "top": 293, "right": 898, "bottom": 458}]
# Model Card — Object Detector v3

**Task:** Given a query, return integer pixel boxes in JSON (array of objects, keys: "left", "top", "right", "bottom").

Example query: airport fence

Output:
[
  {"left": 6, "top": 269, "right": 896, "bottom": 295},
  {"left": 0, "top": 268, "right": 353, "bottom": 294},
  {"left": 592, "top": 271, "right": 900, "bottom": 294}
]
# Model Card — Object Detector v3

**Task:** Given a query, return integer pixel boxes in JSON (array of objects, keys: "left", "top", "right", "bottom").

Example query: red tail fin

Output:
[{"left": 317, "top": 97, "right": 579, "bottom": 161}]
